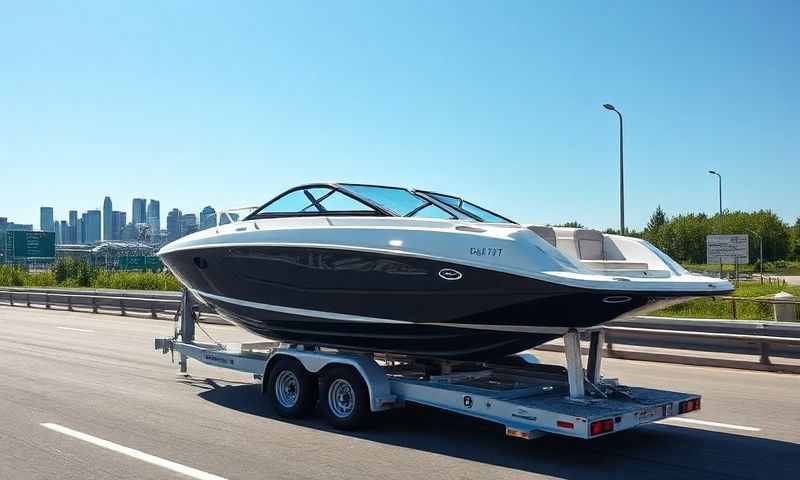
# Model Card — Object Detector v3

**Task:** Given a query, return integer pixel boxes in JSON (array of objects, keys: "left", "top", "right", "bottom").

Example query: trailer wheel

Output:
[
  {"left": 319, "top": 366, "right": 370, "bottom": 430},
  {"left": 266, "top": 357, "right": 317, "bottom": 418}
]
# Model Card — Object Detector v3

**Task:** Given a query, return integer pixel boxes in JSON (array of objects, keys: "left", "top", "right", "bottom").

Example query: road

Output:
[{"left": 0, "top": 306, "right": 798, "bottom": 480}]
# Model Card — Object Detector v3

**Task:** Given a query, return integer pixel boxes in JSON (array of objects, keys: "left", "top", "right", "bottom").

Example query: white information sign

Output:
[{"left": 706, "top": 235, "right": 749, "bottom": 264}]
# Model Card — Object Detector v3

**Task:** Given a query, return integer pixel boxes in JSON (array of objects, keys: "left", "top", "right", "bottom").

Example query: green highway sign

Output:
[
  {"left": 4, "top": 231, "right": 55, "bottom": 259},
  {"left": 117, "top": 256, "right": 162, "bottom": 270}
]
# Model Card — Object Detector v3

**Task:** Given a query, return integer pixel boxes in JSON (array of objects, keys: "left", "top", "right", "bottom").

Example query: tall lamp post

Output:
[
  {"left": 603, "top": 104, "right": 624, "bottom": 235},
  {"left": 708, "top": 170, "right": 723, "bottom": 278},
  {"left": 748, "top": 229, "right": 764, "bottom": 284}
]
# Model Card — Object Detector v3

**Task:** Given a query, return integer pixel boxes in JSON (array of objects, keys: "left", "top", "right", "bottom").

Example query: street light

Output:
[
  {"left": 708, "top": 170, "right": 723, "bottom": 278},
  {"left": 604, "top": 104, "right": 624, "bottom": 235},
  {"left": 748, "top": 229, "right": 764, "bottom": 284},
  {"left": 708, "top": 170, "right": 722, "bottom": 218}
]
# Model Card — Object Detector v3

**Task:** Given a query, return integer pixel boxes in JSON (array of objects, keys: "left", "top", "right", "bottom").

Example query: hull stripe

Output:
[{"left": 197, "top": 290, "right": 573, "bottom": 334}]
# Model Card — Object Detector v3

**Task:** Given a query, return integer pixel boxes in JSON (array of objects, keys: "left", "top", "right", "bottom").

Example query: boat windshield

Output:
[
  {"left": 341, "top": 184, "right": 455, "bottom": 219},
  {"left": 420, "top": 191, "right": 514, "bottom": 223}
]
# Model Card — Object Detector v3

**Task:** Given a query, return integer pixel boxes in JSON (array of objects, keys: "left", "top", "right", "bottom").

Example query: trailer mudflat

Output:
[{"left": 154, "top": 292, "right": 702, "bottom": 440}]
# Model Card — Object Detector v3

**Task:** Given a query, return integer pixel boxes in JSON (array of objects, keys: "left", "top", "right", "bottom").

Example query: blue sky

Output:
[{"left": 2, "top": 1, "right": 798, "bottom": 229}]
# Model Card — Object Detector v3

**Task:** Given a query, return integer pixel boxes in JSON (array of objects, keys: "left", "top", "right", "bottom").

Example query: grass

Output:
[
  {"left": 682, "top": 260, "right": 800, "bottom": 276},
  {"left": 651, "top": 281, "right": 800, "bottom": 321}
]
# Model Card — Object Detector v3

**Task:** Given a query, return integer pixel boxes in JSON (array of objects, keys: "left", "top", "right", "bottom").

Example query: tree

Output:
[
  {"left": 554, "top": 221, "right": 584, "bottom": 228},
  {"left": 645, "top": 206, "right": 667, "bottom": 234}
]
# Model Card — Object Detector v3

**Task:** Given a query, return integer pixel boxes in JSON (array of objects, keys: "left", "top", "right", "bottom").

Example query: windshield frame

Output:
[{"left": 415, "top": 190, "right": 516, "bottom": 223}]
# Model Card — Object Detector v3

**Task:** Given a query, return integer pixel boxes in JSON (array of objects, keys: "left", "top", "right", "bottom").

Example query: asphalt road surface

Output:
[{"left": 1, "top": 306, "right": 798, "bottom": 480}]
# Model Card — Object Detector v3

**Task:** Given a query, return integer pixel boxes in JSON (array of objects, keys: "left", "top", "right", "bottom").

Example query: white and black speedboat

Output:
[{"left": 159, "top": 183, "right": 732, "bottom": 359}]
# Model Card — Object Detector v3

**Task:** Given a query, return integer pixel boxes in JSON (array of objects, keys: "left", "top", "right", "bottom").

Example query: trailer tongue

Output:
[{"left": 155, "top": 290, "right": 702, "bottom": 440}]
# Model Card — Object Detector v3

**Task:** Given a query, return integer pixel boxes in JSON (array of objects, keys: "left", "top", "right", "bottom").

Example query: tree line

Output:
[{"left": 556, "top": 209, "right": 800, "bottom": 264}]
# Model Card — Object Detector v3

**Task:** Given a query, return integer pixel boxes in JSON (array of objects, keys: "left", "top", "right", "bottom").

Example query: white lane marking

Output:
[
  {"left": 57, "top": 327, "right": 94, "bottom": 333},
  {"left": 659, "top": 417, "right": 761, "bottom": 432},
  {"left": 41, "top": 423, "right": 228, "bottom": 480}
]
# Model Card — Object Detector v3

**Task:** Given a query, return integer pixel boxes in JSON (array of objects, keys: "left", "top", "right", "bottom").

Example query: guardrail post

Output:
[
  {"left": 119, "top": 299, "right": 126, "bottom": 316},
  {"left": 9, "top": 293, "right": 14, "bottom": 307},
  {"left": 67, "top": 296, "right": 73, "bottom": 311},
  {"left": 92, "top": 297, "right": 98, "bottom": 314},
  {"left": 27, "top": 294, "right": 31, "bottom": 307},
  {"left": 151, "top": 304, "right": 157, "bottom": 318},
  {"left": 760, "top": 343, "right": 772, "bottom": 365},
  {"left": 45, "top": 294, "right": 51, "bottom": 309},
  {"left": 731, "top": 298, "right": 737, "bottom": 320}
]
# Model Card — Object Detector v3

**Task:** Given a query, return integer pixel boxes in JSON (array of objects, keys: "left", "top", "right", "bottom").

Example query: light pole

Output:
[
  {"left": 708, "top": 170, "right": 723, "bottom": 278},
  {"left": 748, "top": 229, "right": 763, "bottom": 284},
  {"left": 708, "top": 170, "right": 722, "bottom": 218},
  {"left": 603, "top": 104, "right": 624, "bottom": 235}
]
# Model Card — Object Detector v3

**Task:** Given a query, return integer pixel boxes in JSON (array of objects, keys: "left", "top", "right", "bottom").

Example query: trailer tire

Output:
[
  {"left": 319, "top": 366, "right": 370, "bottom": 430},
  {"left": 266, "top": 357, "right": 317, "bottom": 419}
]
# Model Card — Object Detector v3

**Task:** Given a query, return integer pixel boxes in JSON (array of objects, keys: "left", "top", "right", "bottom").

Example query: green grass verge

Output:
[{"left": 651, "top": 281, "right": 800, "bottom": 321}]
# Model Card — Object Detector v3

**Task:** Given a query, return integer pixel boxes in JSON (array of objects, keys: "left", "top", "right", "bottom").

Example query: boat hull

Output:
[{"left": 162, "top": 245, "right": 657, "bottom": 359}]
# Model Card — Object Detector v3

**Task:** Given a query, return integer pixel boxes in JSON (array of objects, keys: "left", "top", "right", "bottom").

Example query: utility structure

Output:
[
  {"left": 603, "top": 104, "right": 624, "bottom": 235},
  {"left": 749, "top": 229, "right": 764, "bottom": 284},
  {"left": 708, "top": 170, "right": 724, "bottom": 278}
]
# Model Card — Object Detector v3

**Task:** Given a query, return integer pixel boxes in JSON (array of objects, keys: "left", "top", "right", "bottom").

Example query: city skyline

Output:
[{"left": 14, "top": 193, "right": 222, "bottom": 246}]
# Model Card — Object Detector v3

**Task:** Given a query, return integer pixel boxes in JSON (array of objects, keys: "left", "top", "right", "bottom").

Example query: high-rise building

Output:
[
  {"left": 180, "top": 214, "right": 198, "bottom": 237},
  {"left": 111, "top": 211, "right": 126, "bottom": 240},
  {"left": 68, "top": 210, "right": 78, "bottom": 243},
  {"left": 83, "top": 210, "right": 101, "bottom": 244},
  {"left": 166, "top": 208, "right": 182, "bottom": 242},
  {"left": 102, "top": 196, "right": 113, "bottom": 241},
  {"left": 132, "top": 198, "right": 147, "bottom": 225},
  {"left": 199, "top": 206, "right": 217, "bottom": 230},
  {"left": 40, "top": 207, "right": 54, "bottom": 232},
  {"left": 0, "top": 218, "right": 33, "bottom": 233},
  {"left": 59, "top": 221, "right": 68, "bottom": 245},
  {"left": 77, "top": 217, "right": 85, "bottom": 244},
  {"left": 146, "top": 199, "right": 160, "bottom": 236},
  {"left": 120, "top": 222, "right": 137, "bottom": 241}
]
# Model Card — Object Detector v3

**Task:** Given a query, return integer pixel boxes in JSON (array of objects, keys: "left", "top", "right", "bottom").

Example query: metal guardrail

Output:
[{"left": 1, "top": 287, "right": 799, "bottom": 372}]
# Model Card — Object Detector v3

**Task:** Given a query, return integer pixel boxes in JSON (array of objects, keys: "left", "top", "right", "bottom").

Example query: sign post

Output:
[{"left": 706, "top": 235, "right": 749, "bottom": 282}]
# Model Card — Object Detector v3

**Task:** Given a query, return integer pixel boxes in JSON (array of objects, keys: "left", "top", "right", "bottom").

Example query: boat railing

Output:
[{"left": 216, "top": 206, "right": 259, "bottom": 232}]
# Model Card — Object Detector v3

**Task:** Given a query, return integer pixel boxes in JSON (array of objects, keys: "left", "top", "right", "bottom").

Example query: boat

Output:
[{"left": 158, "top": 182, "right": 733, "bottom": 360}]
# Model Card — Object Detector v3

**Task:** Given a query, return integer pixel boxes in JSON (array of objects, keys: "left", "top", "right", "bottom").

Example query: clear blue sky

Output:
[{"left": 2, "top": 1, "right": 798, "bottom": 229}]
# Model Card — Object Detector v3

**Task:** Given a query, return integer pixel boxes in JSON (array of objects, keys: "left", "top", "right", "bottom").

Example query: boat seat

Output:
[
  {"left": 574, "top": 229, "right": 605, "bottom": 260},
  {"left": 528, "top": 226, "right": 557, "bottom": 247}
]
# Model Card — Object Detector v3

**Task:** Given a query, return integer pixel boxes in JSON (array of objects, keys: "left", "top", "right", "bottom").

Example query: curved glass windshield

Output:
[
  {"left": 341, "top": 184, "right": 455, "bottom": 219},
  {"left": 256, "top": 187, "right": 376, "bottom": 215},
  {"left": 422, "top": 191, "right": 513, "bottom": 223}
]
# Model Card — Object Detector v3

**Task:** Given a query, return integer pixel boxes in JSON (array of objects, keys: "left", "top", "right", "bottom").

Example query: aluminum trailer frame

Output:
[{"left": 154, "top": 291, "right": 702, "bottom": 440}]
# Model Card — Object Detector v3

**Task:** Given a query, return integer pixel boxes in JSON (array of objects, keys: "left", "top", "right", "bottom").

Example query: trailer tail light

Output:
[
  {"left": 679, "top": 398, "right": 701, "bottom": 414},
  {"left": 556, "top": 420, "right": 574, "bottom": 429},
  {"left": 590, "top": 419, "right": 614, "bottom": 436}
]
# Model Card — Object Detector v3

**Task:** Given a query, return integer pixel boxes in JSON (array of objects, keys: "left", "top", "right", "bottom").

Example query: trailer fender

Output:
[{"left": 263, "top": 350, "right": 396, "bottom": 412}]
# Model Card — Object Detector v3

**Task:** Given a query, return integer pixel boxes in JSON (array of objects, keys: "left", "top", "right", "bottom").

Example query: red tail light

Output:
[
  {"left": 556, "top": 420, "right": 574, "bottom": 429},
  {"left": 590, "top": 419, "right": 614, "bottom": 436},
  {"left": 679, "top": 398, "right": 701, "bottom": 413}
]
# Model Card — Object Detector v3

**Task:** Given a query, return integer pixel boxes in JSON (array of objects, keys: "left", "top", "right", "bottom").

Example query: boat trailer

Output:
[{"left": 155, "top": 290, "right": 702, "bottom": 439}]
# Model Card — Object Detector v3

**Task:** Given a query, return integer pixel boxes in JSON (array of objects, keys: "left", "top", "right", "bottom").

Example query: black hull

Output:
[{"left": 162, "top": 245, "right": 653, "bottom": 359}]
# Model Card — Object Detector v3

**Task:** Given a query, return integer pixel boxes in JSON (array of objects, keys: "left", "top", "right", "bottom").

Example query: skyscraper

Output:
[
  {"left": 180, "top": 213, "right": 198, "bottom": 236},
  {"left": 68, "top": 210, "right": 78, "bottom": 243},
  {"left": 77, "top": 217, "right": 85, "bottom": 244},
  {"left": 146, "top": 199, "right": 160, "bottom": 236},
  {"left": 40, "top": 207, "right": 54, "bottom": 232},
  {"left": 59, "top": 221, "right": 68, "bottom": 244},
  {"left": 84, "top": 210, "right": 101, "bottom": 244},
  {"left": 199, "top": 206, "right": 217, "bottom": 230},
  {"left": 112, "top": 211, "right": 126, "bottom": 240},
  {"left": 132, "top": 198, "right": 147, "bottom": 225},
  {"left": 166, "top": 208, "right": 182, "bottom": 242},
  {"left": 102, "top": 196, "right": 113, "bottom": 241}
]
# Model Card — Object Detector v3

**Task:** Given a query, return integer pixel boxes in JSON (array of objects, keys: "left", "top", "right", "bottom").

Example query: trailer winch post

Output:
[
  {"left": 178, "top": 288, "right": 195, "bottom": 373},
  {"left": 586, "top": 329, "right": 604, "bottom": 384}
]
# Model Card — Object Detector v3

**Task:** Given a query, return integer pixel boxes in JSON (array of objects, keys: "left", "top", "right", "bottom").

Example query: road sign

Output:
[
  {"left": 706, "top": 234, "right": 749, "bottom": 264},
  {"left": 3, "top": 231, "right": 55, "bottom": 259},
  {"left": 117, "top": 256, "right": 162, "bottom": 271}
]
